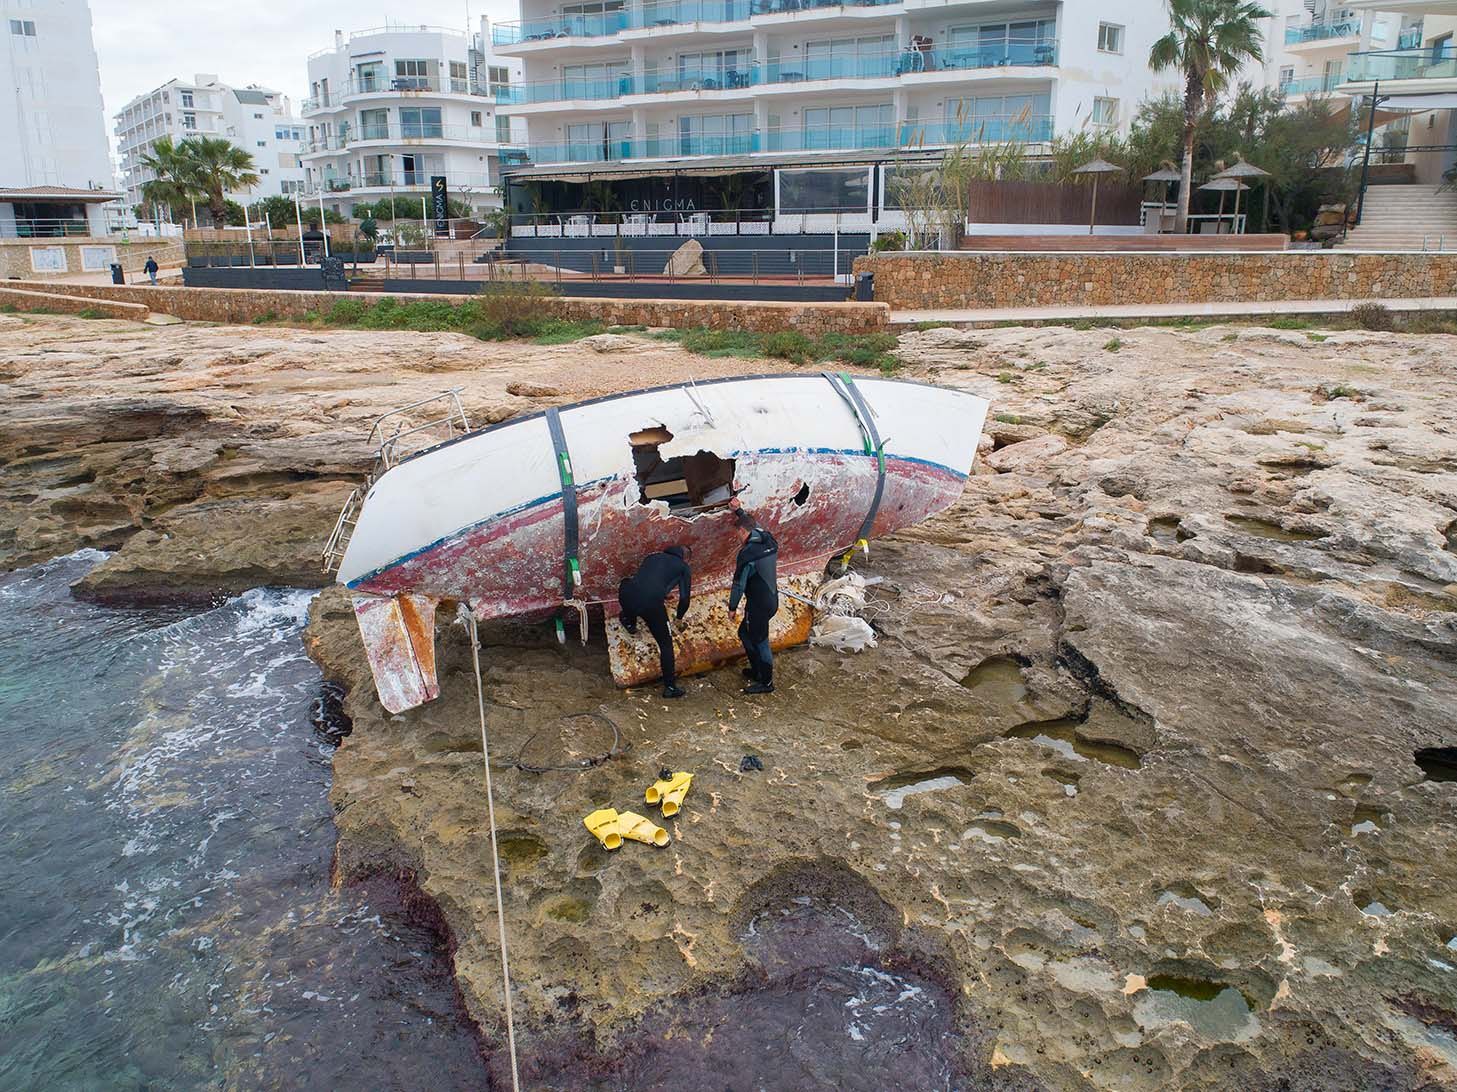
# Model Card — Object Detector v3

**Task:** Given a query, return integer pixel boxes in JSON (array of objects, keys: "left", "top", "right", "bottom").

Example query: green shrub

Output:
[
  {"left": 469, "top": 281, "right": 559, "bottom": 340},
  {"left": 1103, "top": 338, "right": 1122, "bottom": 353},
  {"left": 324, "top": 298, "right": 367, "bottom": 325},
  {"left": 763, "top": 330, "right": 815, "bottom": 364},
  {"left": 1402, "top": 311, "right": 1457, "bottom": 335},
  {"left": 1351, "top": 302, "right": 1394, "bottom": 332},
  {"left": 1268, "top": 317, "right": 1312, "bottom": 330},
  {"left": 870, "top": 231, "right": 906, "bottom": 253},
  {"left": 76, "top": 308, "right": 109, "bottom": 319},
  {"left": 533, "top": 319, "right": 606, "bottom": 345}
]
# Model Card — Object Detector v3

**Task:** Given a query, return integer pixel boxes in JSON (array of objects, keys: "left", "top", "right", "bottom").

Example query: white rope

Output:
[{"left": 467, "top": 612, "right": 522, "bottom": 1092}]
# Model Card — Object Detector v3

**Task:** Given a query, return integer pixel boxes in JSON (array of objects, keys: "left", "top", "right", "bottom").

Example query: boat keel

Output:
[{"left": 353, "top": 593, "right": 440, "bottom": 713}]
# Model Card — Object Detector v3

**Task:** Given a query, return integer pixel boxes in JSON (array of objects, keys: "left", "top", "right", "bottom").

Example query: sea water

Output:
[{"left": 0, "top": 552, "right": 487, "bottom": 1090}]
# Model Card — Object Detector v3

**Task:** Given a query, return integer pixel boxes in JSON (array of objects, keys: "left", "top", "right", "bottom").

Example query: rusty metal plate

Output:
[{"left": 604, "top": 573, "right": 820, "bottom": 687}]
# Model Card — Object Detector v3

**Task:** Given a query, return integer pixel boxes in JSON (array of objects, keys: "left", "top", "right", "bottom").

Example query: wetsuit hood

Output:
[{"left": 662, "top": 545, "right": 688, "bottom": 561}]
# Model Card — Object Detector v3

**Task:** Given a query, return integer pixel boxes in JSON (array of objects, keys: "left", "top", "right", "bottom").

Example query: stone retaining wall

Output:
[
  {"left": 0, "top": 286, "right": 150, "bottom": 319},
  {"left": 0, "top": 238, "right": 185, "bottom": 279},
  {"left": 5, "top": 281, "right": 888, "bottom": 334},
  {"left": 856, "top": 251, "right": 1457, "bottom": 310}
]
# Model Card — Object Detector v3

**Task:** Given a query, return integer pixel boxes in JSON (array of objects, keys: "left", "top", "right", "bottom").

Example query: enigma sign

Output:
[{"left": 628, "top": 198, "right": 697, "bottom": 211}]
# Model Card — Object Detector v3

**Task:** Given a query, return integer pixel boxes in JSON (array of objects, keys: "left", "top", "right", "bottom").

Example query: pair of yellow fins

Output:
[{"left": 583, "top": 770, "right": 693, "bottom": 850}]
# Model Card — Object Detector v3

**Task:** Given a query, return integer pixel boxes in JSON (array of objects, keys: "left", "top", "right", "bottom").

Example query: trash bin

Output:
[
  {"left": 854, "top": 271, "right": 874, "bottom": 302},
  {"left": 109, "top": 263, "right": 125, "bottom": 286}
]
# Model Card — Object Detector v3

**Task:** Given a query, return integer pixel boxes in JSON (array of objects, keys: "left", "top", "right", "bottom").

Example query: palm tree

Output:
[
  {"left": 1150, "top": 0, "right": 1271, "bottom": 232},
  {"left": 138, "top": 136, "right": 200, "bottom": 224},
  {"left": 178, "top": 136, "right": 261, "bottom": 228}
]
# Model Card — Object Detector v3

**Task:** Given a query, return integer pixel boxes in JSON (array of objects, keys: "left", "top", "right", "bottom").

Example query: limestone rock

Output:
[
  {"left": 662, "top": 238, "right": 706, "bottom": 277},
  {"left": 505, "top": 381, "right": 560, "bottom": 398},
  {"left": 575, "top": 333, "right": 642, "bottom": 354},
  {"left": 983, "top": 432, "right": 1069, "bottom": 472}
]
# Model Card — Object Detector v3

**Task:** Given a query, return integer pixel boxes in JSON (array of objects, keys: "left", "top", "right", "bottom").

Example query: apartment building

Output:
[
  {"left": 114, "top": 76, "right": 307, "bottom": 209},
  {"left": 299, "top": 20, "right": 521, "bottom": 218},
  {"left": 1, "top": 0, "right": 111, "bottom": 190},
  {"left": 1257, "top": 1, "right": 1416, "bottom": 99},
  {"left": 485, "top": 0, "right": 1179, "bottom": 225}
]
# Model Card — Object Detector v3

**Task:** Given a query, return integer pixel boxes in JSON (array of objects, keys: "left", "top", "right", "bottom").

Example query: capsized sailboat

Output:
[{"left": 325, "top": 373, "right": 989, "bottom": 712}]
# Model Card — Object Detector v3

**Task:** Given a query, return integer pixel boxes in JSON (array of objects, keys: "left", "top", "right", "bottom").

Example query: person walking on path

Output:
[
  {"left": 727, "top": 502, "right": 779, "bottom": 695},
  {"left": 618, "top": 546, "right": 692, "bottom": 699},
  {"left": 143, "top": 256, "right": 159, "bottom": 285}
]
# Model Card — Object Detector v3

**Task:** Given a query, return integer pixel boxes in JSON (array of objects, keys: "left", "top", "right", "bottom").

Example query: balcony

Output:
[
  {"left": 1344, "top": 43, "right": 1457, "bottom": 84},
  {"left": 508, "top": 114, "right": 1052, "bottom": 165},
  {"left": 302, "top": 75, "right": 489, "bottom": 112},
  {"left": 1285, "top": 19, "right": 1362, "bottom": 45},
  {"left": 494, "top": 41, "right": 1056, "bottom": 107},
  {"left": 493, "top": 0, "right": 912, "bottom": 46},
  {"left": 303, "top": 123, "right": 490, "bottom": 154},
  {"left": 1277, "top": 72, "right": 1345, "bottom": 96}
]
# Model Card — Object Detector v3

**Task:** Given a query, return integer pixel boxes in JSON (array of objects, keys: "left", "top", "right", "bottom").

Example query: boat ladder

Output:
[
  {"left": 321, "top": 486, "right": 365, "bottom": 575},
  {"left": 368, "top": 388, "right": 472, "bottom": 472}
]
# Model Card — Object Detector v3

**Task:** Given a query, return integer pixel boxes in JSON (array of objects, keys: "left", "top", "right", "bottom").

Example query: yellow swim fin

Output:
[
  {"left": 616, "top": 810, "right": 670, "bottom": 847},
  {"left": 584, "top": 807, "right": 623, "bottom": 850},
  {"left": 646, "top": 770, "right": 694, "bottom": 818}
]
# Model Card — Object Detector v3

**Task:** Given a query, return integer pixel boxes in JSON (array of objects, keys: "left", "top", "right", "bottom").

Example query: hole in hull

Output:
[{"left": 631, "top": 424, "right": 736, "bottom": 515}]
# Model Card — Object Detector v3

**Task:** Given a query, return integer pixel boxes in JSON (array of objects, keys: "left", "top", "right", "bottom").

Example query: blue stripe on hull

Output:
[{"left": 344, "top": 447, "right": 967, "bottom": 590}]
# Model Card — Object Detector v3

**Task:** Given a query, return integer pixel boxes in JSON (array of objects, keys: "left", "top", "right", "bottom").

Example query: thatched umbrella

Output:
[
  {"left": 1199, "top": 177, "right": 1250, "bottom": 235},
  {"left": 1071, "top": 158, "right": 1126, "bottom": 235},
  {"left": 1141, "top": 166, "right": 1183, "bottom": 232},
  {"left": 1213, "top": 158, "right": 1271, "bottom": 234}
]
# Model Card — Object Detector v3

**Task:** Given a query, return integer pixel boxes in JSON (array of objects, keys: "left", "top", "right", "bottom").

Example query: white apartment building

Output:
[
  {"left": 489, "top": 2, "right": 1178, "bottom": 168},
  {"left": 1257, "top": 1, "right": 1419, "bottom": 99},
  {"left": 300, "top": 20, "right": 521, "bottom": 218},
  {"left": 115, "top": 76, "right": 308, "bottom": 210},
  {"left": 1, "top": 0, "right": 117, "bottom": 237}
]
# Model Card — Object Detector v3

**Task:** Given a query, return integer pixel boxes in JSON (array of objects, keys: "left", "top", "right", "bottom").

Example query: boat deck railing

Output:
[
  {"left": 323, "top": 389, "right": 475, "bottom": 575},
  {"left": 369, "top": 389, "right": 473, "bottom": 471}
]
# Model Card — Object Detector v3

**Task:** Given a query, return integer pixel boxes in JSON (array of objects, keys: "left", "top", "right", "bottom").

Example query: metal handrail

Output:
[
  {"left": 369, "top": 388, "right": 472, "bottom": 469},
  {"left": 321, "top": 486, "right": 365, "bottom": 574}
]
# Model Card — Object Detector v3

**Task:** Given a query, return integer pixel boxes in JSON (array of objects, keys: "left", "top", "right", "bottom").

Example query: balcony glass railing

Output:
[
  {"left": 510, "top": 115, "right": 1052, "bottom": 165},
  {"left": 1277, "top": 73, "right": 1344, "bottom": 96},
  {"left": 302, "top": 76, "right": 489, "bottom": 112},
  {"left": 304, "top": 123, "right": 485, "bottom": 153},
  {"left": 1284, "top": 19, "right": 1361, "bottom": 45},
  {"left": 492, "top": 42, "right": 1056, "bottom": 105},
  {"left": 493, "top": 0, "right": 940, "bottom": 45},
  {"left": 1345, "top": 44, "right": 1457, "bottom": 83},
  {"left": 2, "top": 218, "right": 92, "bottom": 238}
]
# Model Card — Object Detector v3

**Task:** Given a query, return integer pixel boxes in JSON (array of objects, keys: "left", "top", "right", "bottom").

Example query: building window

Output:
[
  {"left": 253, "top": 112, "right": 264, "bottom": 120},
  {"left": 1097, "top": 23, "right": 1124, "bottom": 54},
  {"left": 496, "top": 115, "right": 511, "bottom": 143},
  {"left": 1092, "top": 96, "right": 1120, "bottom": 126},
  {"left": 9, "top": 18, "right": 37, "bottom": 35},
  {"left": 180, "top": 90, "right": 194, "bottom": 108},
  {"left": 399, "top": 106, "right": 443, "bottom": 138},
  {"left": 488, "top": 65, "right": 510, "bottom": 91},
  {"left": 1278, "top": 65, "right": 1294, "bottom": 88},
  {"left": 182, "top": 113, "right": 197, "bottom": 129},
  {"left": 260, "top": 167, "right": 270, "bottom": 174},
  {"left": 395, "top": 59, "right": 429, "bottom": 89},
  {"left": 470, "top": 110, "right": 483, "bottom": 126},
  {"left": 450, "top": 60, "right": 469, "bottom": 91},
  {"left": 256, "top": 140, "right": 267, "bottom": 147},
  {"left": 801, "top": 104, "right": 891, "bottom": 151}
]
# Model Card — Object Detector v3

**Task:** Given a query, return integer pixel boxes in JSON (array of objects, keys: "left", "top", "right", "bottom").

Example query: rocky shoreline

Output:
[{"left": 5, "top": 312, "right": 1457, "bottom": 1090}]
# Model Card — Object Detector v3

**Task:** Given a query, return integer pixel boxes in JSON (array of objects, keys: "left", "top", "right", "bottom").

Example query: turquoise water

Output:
[{"left": 0, "top": 552, "right": 487, "bottom": 1090}]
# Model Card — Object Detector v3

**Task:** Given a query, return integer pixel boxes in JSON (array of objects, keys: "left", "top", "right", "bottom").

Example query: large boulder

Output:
[{"left": 662, "top": 238, "right": 707, "bottom": 277}]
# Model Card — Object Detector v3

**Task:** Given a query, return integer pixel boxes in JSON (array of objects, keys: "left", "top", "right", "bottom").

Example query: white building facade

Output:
[
  {"left": 299, "top": 21, "right": 521, "bottom": 218},
  {"left": 115, "top": 76, "right": 308, "bottom": 210},
  {"left": 489, "top": 1, "right": 1178, "bottom": 169},
  {"left": 1, "top": 0, "right": 112, "bottom": 190}
]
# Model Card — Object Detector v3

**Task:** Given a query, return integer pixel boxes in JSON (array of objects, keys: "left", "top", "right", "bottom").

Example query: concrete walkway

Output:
[{"left": 890, "top": 295, "right": 1457, "bottom": 328}]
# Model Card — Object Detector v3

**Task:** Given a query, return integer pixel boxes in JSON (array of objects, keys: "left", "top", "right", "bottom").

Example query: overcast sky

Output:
[{"left": 91, "top": 0, "right": 518, "bottom": 134}]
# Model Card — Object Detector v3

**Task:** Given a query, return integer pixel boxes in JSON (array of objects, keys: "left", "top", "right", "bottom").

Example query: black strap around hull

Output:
[
  {"left": 544, "top": 408, "right": 580, "bottom": 597},
  {"left": 823, "top": 371, "right": 887, "bottom": 546}
]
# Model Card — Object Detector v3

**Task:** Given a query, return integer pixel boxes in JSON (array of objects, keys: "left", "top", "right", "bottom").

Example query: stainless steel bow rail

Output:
[
  {"left": 368, "top": 389, "right": 472, "bottom": 470},
  {"left": 321, "top": 388, "right": 475, "bottom": 575}
]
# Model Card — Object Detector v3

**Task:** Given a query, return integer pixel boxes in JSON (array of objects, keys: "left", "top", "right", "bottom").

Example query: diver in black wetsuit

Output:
[
  {"left": 727, "top": 503, "right": 779, "bottom": 696},
  {"left": 618, "top": 545, "right": 692, "bottom": 699}
]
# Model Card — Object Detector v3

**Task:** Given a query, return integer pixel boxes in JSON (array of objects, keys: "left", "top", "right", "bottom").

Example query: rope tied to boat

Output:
[{"left": 464, "top": 608, "right": 522, "bottom": 1092}]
